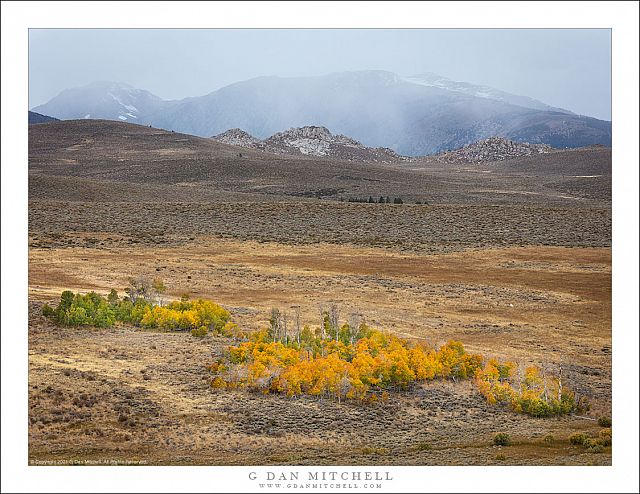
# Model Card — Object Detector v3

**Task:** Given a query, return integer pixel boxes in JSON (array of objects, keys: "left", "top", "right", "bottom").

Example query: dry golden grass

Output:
[
  {"left": 29, "top": 238, "right": 611, "bottom": 354},
  {"left": 29, "top": 238, "right": 611, "bottom": 465}
]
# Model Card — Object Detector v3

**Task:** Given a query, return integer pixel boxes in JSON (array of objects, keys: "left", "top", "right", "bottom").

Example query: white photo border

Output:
[{"left": 2, "top": 1, "right": 638, "bottom": 493}]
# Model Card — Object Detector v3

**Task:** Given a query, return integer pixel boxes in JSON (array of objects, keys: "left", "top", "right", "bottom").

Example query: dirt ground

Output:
[
  {"left": 28, "top": 238, "right": 611, "bottom": 465},
  {"left": 27, "top": 121, "right": 612, "bottom": 465}
]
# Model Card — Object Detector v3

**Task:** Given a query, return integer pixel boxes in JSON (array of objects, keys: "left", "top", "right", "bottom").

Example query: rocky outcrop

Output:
[
  {"left": 433, "top": 137, "right": 553, "bottom": 164},
  {"left": 212, "top": 125, "right": 405, "bottom": 163},
  {"left": 212, "top": 128, "right": 263, "bottom": 148}
]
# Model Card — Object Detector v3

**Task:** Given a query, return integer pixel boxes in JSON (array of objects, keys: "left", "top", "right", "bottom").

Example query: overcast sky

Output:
[{"left": 29, "top": 29, "right": 611, "bottom": 120}]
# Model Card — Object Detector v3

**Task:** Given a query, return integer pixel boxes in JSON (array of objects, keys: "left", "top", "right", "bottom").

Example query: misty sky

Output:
[{"left": 29, "top": 29, "right": 611, "bottom": 120}]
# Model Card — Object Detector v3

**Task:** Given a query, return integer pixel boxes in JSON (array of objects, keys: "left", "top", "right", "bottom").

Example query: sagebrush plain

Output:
[{"left": 28, "top": 120, "right": 611, "bottom": 465}]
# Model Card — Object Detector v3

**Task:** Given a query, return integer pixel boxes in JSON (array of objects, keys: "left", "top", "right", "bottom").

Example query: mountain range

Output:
[{"left": 32, "top": 71, "right": 611, "bottom": 156}]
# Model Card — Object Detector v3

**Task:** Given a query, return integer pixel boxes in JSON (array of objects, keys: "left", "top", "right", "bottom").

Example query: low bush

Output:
[
  {"left": 360, "top": 446, "right": 389, "bottom": 455},
  {"left": 583, "top": 438, "right": 605, "bottom": 453},
  {"left": 42, "top": 303, "right": 55, "bottom": 318},
  {"left": 598, "top": 428, "right": 612, "bottom": 447},
  {"left": 493, "top": 433, "right": 511, "bottom": 446},
  {"left": 597, "top": 416, "right": 612, "bottom": 427},
  {"left": 569, "top": 430, "right": 610, "bottom": 452},
  {"left": 569, "top": 433, "right": 588, "bottom": 446}
]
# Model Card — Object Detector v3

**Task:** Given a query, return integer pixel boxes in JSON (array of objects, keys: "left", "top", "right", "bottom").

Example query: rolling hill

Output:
[
  {"left": 29, "top": 119, "right": 611, "bottom": 206},
  {"left": 28, "top": 111, "right": 58, "bottom": 124}
]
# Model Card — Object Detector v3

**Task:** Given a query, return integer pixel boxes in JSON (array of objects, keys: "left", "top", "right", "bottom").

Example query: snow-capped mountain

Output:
[
  {"left": 31, "top": 81, "right": 173, "bottom": 123},
  {"left": 213, "top": 125, "right": 403, "bottom": 163},
  {"left": 402, "top": 73, "right": 570, "bottom": 113},
  {"left": 32, "top": 71, "right": 611, "bottom": 155}
]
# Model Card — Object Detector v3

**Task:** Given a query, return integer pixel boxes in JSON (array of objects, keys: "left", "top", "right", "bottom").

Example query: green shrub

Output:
[
  {"left": 597, "top": 416, "right": 612, "bottom": 427},
  {"left": 543, "top": 434, "right": 555, "bottom": 444},
  {"left": 59, "top": 290, "right": 75, "bottom": 312},
  {"left": 66, "top": 305, "right": 89, "bottom": 326},
  {"left": 42, "top": 304, "right": 55, "bottom": 317},
  {"left": 416, "top": 441, "right": 432, "bottom": 451},
  {"left": 493, "top": 433, "right": 511, "bottom": 446},
  {"left": 569, "top": 432, "right": 588, "bottom": 446},
  {"left": 43, "top": 289, "right": 230, "bottom": 334},
  {"left": 44, "top": 291, "right": 117, "bottom": 327},
  {"left": 519, "top": 396, "right": 554, "bottom": 417},
  {"left": 495, "top": 453, "right": 506, "bottom": 461},
  {"left": 191, "top": 326, "right": 208, "bottom": 338},
  {"left": 107, "top": 288, "right": 120, "bottom": 305}
]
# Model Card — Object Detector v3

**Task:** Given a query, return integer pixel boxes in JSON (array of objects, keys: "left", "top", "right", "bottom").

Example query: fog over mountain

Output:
[{"left": 32, "top": 71, "right": 611, "bottom": 156}]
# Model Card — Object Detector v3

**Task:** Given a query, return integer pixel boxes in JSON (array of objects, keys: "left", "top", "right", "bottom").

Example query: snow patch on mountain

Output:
[{"left": 403, "top": 73, "right": 570, "bottom": 113}]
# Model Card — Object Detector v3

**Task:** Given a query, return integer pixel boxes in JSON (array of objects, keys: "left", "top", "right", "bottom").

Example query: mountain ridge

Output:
[
  {"left": 402, "top": 72, "right": 572, "bottom": 114},
  {"left": 28, "top": 118, "right": 612, "bottom": 205},
  {"left": 32, "top": 71, "right": 611, "bottom": 155}
]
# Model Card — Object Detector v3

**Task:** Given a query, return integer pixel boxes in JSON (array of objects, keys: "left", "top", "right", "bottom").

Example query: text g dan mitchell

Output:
[{"left": 249, "top": 471, "right": 393, "bottom": 481}]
